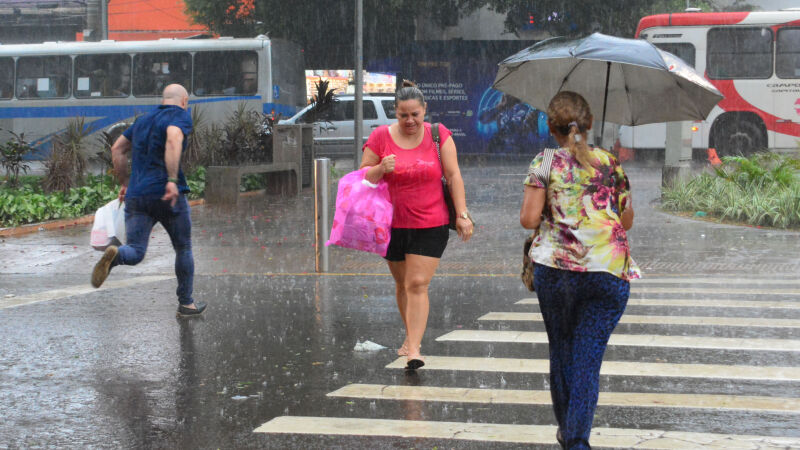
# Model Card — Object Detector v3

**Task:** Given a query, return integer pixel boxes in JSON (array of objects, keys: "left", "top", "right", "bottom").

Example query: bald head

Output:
[{"left": 162, "top": 84, "right": 189, "bottom": 109}]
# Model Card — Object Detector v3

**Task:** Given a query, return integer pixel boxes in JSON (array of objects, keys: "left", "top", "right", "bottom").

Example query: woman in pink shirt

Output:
[{"left": 361, "top": 80, "right": 474, "bottom": 371}]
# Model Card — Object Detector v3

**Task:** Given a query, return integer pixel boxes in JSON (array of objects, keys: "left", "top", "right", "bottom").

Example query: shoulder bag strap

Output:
[
  {"left": 531, "top": 148, "right": 555, "bottom": 188},
  {"left": 432, "top": 122, "right": 443, "bottom": 177}
]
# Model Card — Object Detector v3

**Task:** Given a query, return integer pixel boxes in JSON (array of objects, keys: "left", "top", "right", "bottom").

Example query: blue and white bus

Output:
[{"left": 0, "top": 36, "right": 305, "bottom": 158}]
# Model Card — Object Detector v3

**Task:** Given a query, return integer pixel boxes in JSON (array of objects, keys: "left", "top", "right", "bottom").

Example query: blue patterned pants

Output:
[{"left": 533, "top": 264, "right": 629, "bottom": 450}]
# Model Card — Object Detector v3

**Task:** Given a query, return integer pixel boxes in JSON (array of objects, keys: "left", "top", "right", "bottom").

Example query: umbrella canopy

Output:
[{"left": 492, "top": 32, "right": 723, "bottom": 129}]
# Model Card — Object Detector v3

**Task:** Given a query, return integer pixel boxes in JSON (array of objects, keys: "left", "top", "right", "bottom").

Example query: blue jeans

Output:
[
  {"left": 534, "top": 264, "right": 629, "bottom": 450},
  {"left": 113, "top": 194, "right": 195, "bottom": 305}
]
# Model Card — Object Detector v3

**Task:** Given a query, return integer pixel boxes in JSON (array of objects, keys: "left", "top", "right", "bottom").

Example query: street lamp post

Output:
[{"left": 354, "top": 0, "right": 363, "bottom": 167}]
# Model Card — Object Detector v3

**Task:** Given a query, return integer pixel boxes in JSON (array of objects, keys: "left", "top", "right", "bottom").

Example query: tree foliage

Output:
[{"left": 183, "top": 0, "right": 753, "bottom": 67}]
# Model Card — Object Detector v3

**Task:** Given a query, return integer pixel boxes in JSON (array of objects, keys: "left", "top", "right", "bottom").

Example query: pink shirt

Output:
[{"left": 363, "top": 123, "right": 452, "bottom": 229}]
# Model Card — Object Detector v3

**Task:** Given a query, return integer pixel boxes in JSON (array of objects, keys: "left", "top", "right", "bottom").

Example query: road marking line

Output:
[
  {"left": 479, "top": 312, "right": 800, "bottom": 328},
  {"left": 254, "top": 417, "right": 800, "bottom": 448},
  {"left": 328, "top": 384, "right": 800, "bottom": 413},
  {"left": 0, "top": 275, "right": 175, "bottom": 310},
  {"left": 517, "top": 298, "right": 800, "bottom": 309},
  {"left": 202, "top": 272, "right": 513, "bottom": 278},
  {"left": 436, "top": 330, "right": 800, "bottom": 352},
  {"left": 384, "top": 356, "right": 800, "bottom": 381},
  {"left": 632, "top": 286, "right": 800, "bottom": 295},
  {"left": 631, "top": 277, "right": 800, "bottom": 285}
]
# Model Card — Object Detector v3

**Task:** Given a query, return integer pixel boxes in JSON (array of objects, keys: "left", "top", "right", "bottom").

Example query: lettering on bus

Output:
[{"left": 767, "top": 83, "right": 800, "bottom": 94}]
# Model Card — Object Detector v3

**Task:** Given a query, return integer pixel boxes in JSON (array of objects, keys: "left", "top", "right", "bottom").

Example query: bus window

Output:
[
  {"left": 133, "top": 52, "right": 191, "bottom": 97},
  {"left": 777, "top": 28, "right": 800, "bottom": 79},
  {"left": 0, "top": 58, "right": 12, "bottom": 100},
  {"left": 707, "top": 27, "right": 773, "bottom": 80},
  {"left": 194, "top": 51, "right": 258, "bottom": 96},
  {"left": 653, "top": 43, "right": 696, "bottom": 68},
  {"left": 16, "top": 55, "right": 71, "bottom": 99},
  {"left": 74, "top": 54, "right": 132, "bottom": 98}
]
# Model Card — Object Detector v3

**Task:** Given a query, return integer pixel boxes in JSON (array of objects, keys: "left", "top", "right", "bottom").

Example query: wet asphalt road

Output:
[{"left": 1, "top": 159, "right": 799, "bottom": 449}]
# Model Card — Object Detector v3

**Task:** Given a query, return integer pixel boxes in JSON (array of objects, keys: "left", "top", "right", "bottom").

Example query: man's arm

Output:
[
  {"left": 111, "top": 134, "right": 132, "bottom": 202},
  {"left": 161, "top": 125, "right": 185, "bottom": 206},
  {"left": 164, "top": 125, "right": 184, "bottom": 179},
  {"left": 111, "top": 134, "right": 132, "bottom": 186}
]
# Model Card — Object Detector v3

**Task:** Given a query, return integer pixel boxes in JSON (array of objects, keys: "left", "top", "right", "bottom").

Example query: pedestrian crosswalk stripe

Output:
[
  {"left": 632, "top": 277, "right": 800, "bottom": 285},
  {"left": 479, "top": 312, "right": 800, "bottom": 328},
  {"left": 517, "top": 298, "right": 800, "bottom": 309},
  {"left": 436, "top": 330, "right": 800, "bottom": 352},
  {"left": 328, "top": 384, "right": 800, "bottom": 413},
  {"left": 0, "top": 275, "right": 176, "bottom": 310},
  {"left": 631, "top": 286, "right": 800, "bottom": 295},
  {"left": 384, "top": 356, "right": 800, "bottom": 381},
  {"left": 254, "top": 416, "right": 800, "bottom": 448}
]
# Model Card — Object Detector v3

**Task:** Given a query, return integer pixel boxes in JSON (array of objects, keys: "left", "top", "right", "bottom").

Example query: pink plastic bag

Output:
[{"left": 326, "top": 168, "right": 393, "bottom": 256}]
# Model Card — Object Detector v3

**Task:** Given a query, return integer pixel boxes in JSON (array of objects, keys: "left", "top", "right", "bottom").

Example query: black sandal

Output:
[{"left": 405, "top": 358, "right": 425, "bottom": 371}]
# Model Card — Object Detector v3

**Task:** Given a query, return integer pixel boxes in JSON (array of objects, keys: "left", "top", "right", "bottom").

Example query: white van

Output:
[{"left": 280, "top": 94, "right": 396, "bottom": 159}]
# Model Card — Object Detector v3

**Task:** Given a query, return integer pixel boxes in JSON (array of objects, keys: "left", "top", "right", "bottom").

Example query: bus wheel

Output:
[{"left": 714, "top": 118, "right": 765, "bottom": 157}]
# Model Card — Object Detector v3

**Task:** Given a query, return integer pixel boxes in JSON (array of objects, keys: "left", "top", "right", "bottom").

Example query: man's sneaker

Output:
[
  {"left": 177, "top": 301, "right": 207, "bottom": 316},
  {"left": 91, "top": 245, "right": 118, "bottom": 288}
]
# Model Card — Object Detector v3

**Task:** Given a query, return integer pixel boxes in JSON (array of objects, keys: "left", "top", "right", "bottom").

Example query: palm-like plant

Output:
[
  {"left": 93, "top": 130, "right": 116, "bottom": 176},
  {"left": 184, "top": 106, "right": 207, "bottom": 172},
  {"left": 307, "top": 79, "right": 337, "bottom": 123},
  {"left": 0, "top": 130, "right": 32, "bottom": 187},
  {"left": 43, "top": 117, "right": 91, "bottom": 193}
]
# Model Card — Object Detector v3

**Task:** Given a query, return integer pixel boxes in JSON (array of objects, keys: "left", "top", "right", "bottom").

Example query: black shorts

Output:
[{"left": 384, "top": 225, "right": 450, "bottom": 262}]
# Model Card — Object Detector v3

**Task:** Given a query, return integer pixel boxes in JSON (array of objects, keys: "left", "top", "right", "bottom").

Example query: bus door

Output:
[{"left": 774, "top": 26, "right": 800, "bottom": 150}]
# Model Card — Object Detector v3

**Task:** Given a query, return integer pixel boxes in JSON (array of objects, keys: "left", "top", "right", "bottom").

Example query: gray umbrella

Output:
[{"left": 492, "top": 32, "right": 723, "bottom": 141}]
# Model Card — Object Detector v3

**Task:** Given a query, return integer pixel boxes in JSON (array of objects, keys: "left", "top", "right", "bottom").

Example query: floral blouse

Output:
[{"left": 524, "top": 147, "right": 641, "bottom": 281}]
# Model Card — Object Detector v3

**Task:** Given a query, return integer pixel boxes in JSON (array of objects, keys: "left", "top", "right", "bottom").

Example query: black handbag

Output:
[
  {"left": 432, "top": 123, "right": 457, "bottom": 230},
  {"left": 521, "top": 148, "right": 556, "bottom": 292}
]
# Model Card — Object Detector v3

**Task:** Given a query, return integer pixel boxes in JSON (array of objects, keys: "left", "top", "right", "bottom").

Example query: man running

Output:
[{"left": 91, "top": 84, "right": 206, "bottom": 316}]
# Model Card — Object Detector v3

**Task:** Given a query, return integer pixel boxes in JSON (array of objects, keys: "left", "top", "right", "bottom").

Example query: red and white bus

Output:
[{"left": 618, "top": 10, "right": 800, "bottom": 157}]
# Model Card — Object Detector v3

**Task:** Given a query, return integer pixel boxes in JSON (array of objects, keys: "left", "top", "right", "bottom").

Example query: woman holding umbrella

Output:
[{"left": 520, "top": 91, "right": 640, "bottom": 449}]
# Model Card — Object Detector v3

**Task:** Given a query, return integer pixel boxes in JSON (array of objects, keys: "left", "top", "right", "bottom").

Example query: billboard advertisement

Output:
[{"left": 368, "top": 40, "right": 556, "bottom": 155}]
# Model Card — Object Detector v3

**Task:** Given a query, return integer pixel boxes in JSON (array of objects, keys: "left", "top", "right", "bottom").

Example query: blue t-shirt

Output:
[{"left": 122, "top": 104, "right": 192, "bottom": 198}]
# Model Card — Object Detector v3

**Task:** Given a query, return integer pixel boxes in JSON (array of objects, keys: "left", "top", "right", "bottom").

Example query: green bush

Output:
[
  {"left": 662, "top": 152, "right": 800, "bottom": 229},
  {"left": 185, "top": 166, "right": 206, "bottom": 200},
  {"left": 0, "top": 174, "right": 118, "bottom": 227}
]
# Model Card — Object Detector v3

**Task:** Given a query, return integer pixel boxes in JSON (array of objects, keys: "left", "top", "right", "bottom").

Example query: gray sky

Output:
[{"left": 732, "top": 0, "right": 800, "bottom": 10}]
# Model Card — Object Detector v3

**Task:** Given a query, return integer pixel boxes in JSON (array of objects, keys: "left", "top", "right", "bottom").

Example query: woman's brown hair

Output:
[
  {"left": 395, "top": 79, "right": 425, "bottom": 106},
  {"left": 547, "top": 91, "right": 596, "bottom": 173}
]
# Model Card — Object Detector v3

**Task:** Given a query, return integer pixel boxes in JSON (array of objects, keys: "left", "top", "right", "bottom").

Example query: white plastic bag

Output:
[{"left": 90, "top": 199, "right": 126, "bottom": 251}]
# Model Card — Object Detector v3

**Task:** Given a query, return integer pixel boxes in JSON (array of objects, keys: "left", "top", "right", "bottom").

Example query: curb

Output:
[{"left": 0, "top": 198, "right": 207, "bottom": 238}]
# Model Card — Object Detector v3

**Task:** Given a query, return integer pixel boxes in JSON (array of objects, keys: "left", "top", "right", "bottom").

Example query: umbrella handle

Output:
[{"left": 600, "top": 61, "right": 610, "bottom": 146}]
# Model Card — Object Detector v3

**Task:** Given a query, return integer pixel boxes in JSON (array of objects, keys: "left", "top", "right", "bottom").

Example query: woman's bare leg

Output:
[
  {"left": 387, "top": 260, "right": 409, "bottom": 354},
  {"left": 402, "top": 254, "right": 440, "bottom": 362}
]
